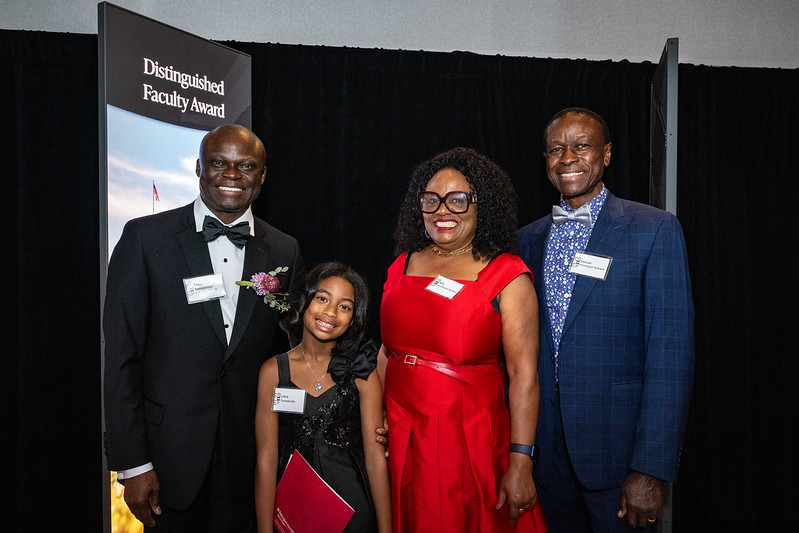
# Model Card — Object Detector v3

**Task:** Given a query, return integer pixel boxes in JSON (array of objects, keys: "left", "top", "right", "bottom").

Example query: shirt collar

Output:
[
  {"left": 558, "top": 184, "right": 608, "bottom": 228},
  {"left": 193, "top": 197, "right": 255, "bottom": 236}
]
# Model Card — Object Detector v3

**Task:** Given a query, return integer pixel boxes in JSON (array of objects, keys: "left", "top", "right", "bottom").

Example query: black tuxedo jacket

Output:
[{"left": 103, "top": 203, "right": 304, "bottom": 509}]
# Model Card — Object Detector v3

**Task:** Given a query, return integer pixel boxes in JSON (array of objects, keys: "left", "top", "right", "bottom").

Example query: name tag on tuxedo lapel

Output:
[
  {"left": 272, "top": 387, "right": 306, "bottom": 414},
  {"left": 183, "top": 273, "right": 227, "bottom": 304},
  {"left": 569, "top": 252, "right": 612, "bottom": 280},
  {"left": 425, "top": 275, "right": 465, "bottom": 300}
]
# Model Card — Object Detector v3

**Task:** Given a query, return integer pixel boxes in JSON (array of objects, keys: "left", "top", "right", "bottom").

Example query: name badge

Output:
[
  {"left": 183, "top": 273, "right": 226, "bottom": 304},
  {"left": 569, "top": 252, "right": 612, "bottom": 280},
  {"left": 272, "top": 387, "right": 306, "bottom": 414},
  {"left": 425, "top": 275, "right": 465, "bottom": 300}
]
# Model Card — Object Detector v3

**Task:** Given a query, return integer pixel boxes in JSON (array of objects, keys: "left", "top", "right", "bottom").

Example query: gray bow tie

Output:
[{"left": 552, "top": 204, "right": 592, "bottom": 227}]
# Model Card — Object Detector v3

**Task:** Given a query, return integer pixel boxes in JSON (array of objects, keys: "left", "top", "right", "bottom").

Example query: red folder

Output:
[{"left": 273, "top": 449, "right": 355, "bottom": 533}]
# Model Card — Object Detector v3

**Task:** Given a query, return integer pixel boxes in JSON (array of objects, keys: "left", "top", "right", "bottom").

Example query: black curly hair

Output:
[
  {"left": 281, "top": 262, "right": 370, "bottom": 360},
  {"left": 393, "top": 147, "right": 518, "bottom": 260}
]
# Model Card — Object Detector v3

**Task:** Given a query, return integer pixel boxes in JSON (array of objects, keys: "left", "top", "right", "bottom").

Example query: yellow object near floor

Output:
[{"left": 111, "top": 472, "right": 144, "bottom": 533}]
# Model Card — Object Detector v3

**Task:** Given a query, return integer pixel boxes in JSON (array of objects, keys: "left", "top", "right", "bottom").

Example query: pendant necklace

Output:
[
  {"left": 430, "top": 242, "right": 473, "bottom": 257},
  {"left": 299, "top": 343, "right": 328, "bottom": 391}
]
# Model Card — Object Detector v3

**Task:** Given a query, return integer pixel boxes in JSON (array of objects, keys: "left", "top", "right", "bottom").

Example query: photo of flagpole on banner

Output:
[
  {"left": 152, "top": 180, "right": 160, "bottom": 212},
  {"left": 104, "top": 109, "right": 206, "bottom": 258}
]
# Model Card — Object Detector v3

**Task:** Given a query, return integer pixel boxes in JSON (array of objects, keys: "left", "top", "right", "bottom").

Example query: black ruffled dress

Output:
[{"left": 275, "top": 341, "right": 378, "bottom": 533}]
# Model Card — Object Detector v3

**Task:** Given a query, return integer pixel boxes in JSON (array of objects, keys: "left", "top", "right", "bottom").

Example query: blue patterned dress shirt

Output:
[{"left": 543, "top": 185, "right": 608, "bottom": 381}]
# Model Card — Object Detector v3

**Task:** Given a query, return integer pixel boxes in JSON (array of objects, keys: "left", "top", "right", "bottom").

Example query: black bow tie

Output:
[{"left": 202, "top": 216, "right": 250, "bottom": 248}]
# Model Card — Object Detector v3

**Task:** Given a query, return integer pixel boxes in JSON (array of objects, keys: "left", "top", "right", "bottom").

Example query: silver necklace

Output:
[{"left": 299, "top": 343, "right": 328, "bottom": 391}]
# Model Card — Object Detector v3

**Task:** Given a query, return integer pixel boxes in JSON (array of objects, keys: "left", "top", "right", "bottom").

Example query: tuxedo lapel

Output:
[
  {"left": 225, "top": 222, "right": 272, "bottom": 358},
  {"left": 174, "top": 209, "right": 227, "bottom": 348},
  {"left": 562, "top": 193, "right": 629, "bottom": 336}
]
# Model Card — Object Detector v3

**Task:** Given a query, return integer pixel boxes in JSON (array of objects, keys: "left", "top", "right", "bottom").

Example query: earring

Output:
[{"left": 424, "top": 229, "right": 430, "bottom": 239}]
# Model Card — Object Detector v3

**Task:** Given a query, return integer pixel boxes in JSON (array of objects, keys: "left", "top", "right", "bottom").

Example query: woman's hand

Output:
[
  {"left": 375, "top": 419, "right": 389, "bottom": 458},
  {"left": 495, "top": 454, "right": 537, "bottom": 526},
  {"left": 495, "top": 272, "right": 540, "bottom": 526}
]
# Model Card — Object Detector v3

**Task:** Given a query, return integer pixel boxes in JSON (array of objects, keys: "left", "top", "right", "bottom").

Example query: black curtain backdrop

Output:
[{"left": 2, "top": 29, "right": 796, "bottom": 531}]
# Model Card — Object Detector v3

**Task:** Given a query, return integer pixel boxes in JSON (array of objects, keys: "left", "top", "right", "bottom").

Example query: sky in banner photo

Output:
[{"left": 107, "top": 105, "right": 206, "bottom": 257}]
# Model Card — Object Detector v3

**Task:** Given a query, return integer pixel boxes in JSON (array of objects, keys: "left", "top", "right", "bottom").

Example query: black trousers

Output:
[{"left": 146, "top": 434, "right": 255, "bottom": 533}]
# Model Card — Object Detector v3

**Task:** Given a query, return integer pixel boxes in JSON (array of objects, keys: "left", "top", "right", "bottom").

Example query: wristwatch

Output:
[{"left": 510, "top": 443, "right": 538, "bottom": 468}]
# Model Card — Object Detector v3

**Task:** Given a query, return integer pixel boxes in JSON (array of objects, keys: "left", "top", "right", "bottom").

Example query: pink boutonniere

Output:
[{"left": 236, "top": 266, "right": 290, "bottom": 312}]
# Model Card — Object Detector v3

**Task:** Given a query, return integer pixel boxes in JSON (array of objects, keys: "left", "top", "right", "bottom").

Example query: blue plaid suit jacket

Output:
[{"left": 517, "top": 191, "right": 694, "bottom": 490}]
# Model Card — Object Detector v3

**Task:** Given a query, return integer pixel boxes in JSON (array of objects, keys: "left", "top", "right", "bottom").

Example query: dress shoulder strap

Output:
[
  {"left": 383, "top": 252, "right": 408, "bottom": 294},
  {"left": 478, "top": 253, "right": 533, "bottom": 300},
  {"left": 275, "top": 352, "right": 292, "bottom": 386}
]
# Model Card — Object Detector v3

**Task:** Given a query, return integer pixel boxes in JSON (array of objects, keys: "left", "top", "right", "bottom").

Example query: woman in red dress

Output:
[{"left": 380, "top": 147, "right": 548, "bottom": 532}]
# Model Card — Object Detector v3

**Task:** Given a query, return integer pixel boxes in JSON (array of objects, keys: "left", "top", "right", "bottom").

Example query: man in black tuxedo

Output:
[{"left": 103, "top": 124, "right": 304, "bottom": 532}]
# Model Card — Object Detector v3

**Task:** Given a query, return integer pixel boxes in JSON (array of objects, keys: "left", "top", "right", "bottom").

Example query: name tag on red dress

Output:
[{"left": 425, "top": 275, "right": 464, "bottom": 300}]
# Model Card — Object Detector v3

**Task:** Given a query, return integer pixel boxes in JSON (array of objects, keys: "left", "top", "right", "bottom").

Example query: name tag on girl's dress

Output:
[
  {"left": 272, "top": 387, "right": 306, "bottom": 414},
  {"left": 425, "top": 275, "right": 464, "bottom": 300}
]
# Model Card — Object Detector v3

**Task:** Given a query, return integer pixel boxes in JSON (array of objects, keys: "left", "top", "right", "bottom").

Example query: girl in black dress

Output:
[{"left": 254, "top": 262, "right": 392, "bottom": 532}]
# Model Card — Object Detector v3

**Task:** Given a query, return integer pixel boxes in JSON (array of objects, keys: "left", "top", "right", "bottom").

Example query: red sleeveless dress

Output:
[{"left": 381, "top": 252, "right": 548, "bottom": 532}]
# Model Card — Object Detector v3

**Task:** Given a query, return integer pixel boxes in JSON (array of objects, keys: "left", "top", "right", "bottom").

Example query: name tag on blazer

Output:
[
  {"left": 569, "top": 252, "right": 612, "bottom": 280},
  {"left": 183, "top": 273, "right": 226, "bottom": 304}
]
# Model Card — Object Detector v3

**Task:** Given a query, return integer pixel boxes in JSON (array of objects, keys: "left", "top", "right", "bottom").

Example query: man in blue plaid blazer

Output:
[{"left": 517, "top": 108, "right": 694, "bottom": 532}]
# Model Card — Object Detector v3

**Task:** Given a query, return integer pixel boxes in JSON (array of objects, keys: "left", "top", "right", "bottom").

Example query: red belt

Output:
[{"left": 388, "top": 352, "right": 498, "bottom": 384}]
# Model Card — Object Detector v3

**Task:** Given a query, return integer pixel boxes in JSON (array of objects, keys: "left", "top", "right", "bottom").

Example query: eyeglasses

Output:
[{"left": 417, "top": 190, "right": 478, "bottom": 214}]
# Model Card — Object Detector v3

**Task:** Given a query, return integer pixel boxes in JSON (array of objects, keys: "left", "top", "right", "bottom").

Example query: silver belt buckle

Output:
[{"left": 403, "top": 355, "right": 418, "bottom": 365}]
